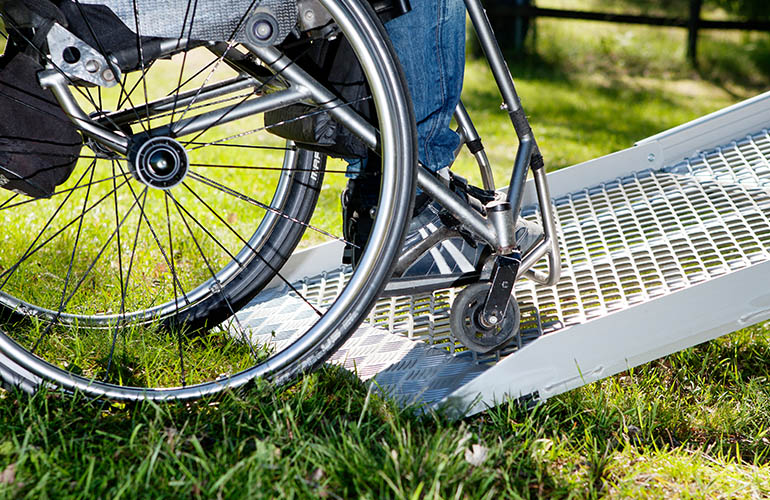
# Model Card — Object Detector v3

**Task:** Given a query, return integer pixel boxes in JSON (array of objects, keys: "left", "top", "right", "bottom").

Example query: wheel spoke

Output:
[
  {"left": 0, "top": 0, "right": 412, "bottom": 399},
  {"left": 0, "top": 87, "right": 79, "bottom": 124},
  {"left": 168, "top": 0, "right": 201, "bottom": 127},
  {"left": 164, "top": 192, "right": 187, "bottom": 387},
  {"left": 186, "top": 142, "right": 293, "bottom": 151},
  {"left": 0, "top": 21, "right": 137, "bottom": 144},
  {"left": 0, "top": 160, "right": 100, "bottom": 290},
  {"left": 103, "top": 160, "right": 132, "bottom": 380},
  {"left": 188, "top": 171, "right": 354, "bottom": 247},
  {"left": 170, "top": 0, "right": 264, "bottom": 126},
  {"left": 0, "top": 192, "right": 19, "bottom": 211},
  {"left": 190, "top": 162, "right": 350, "bottom": 174},
  {"left": 0, "top": 175, "right": 131, "bottom": 293},
  {"left": 177, "top": 92, "right": 254, "bottom": 143},
  {"left": 0, "top": 172, "right": 129, "bottom": 212},
  {"left": 175, "top": 41, "right": 321, "bottom": 147},
  {"left": 165, "top": 57, "right": 219, "bottom": 98},
  {"left": 112, "top": 162, "right": 191, "bottom": 307},
  {"left": 186, "top": 95, "right": 371, "bottom": 151},
  {"left": 70, "top": 0, "right": 149, "bottom": 133},
  {"left": 124, "top": 0, "right": 152, "bottom": 125},
  {"left": 117, "top": 90, "right": 255, "bottom": 130},
  {"left": 54, "top": 185, "right": 146, "bottom": 309},
  {"left": 182, "top": 181, "right": 324, "bottom": 317},
  {"left": 31, "top": 185, "right": 147, "bottom": 354},
  {"left": 31, "top": 164, "right": 97, "bottom": 352},
  {"left": 167, "top": 191, "right": 260, "bottom": 361}
]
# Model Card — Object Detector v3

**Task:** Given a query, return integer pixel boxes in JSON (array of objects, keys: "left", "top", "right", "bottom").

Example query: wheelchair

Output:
[{"left": 0, "top": 0, "right": 559, "bottom": 400}]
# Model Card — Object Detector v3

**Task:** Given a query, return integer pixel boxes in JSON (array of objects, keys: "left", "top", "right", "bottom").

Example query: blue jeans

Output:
[{"left": 348, "top": 0, "right": 466, "bottom": 176}]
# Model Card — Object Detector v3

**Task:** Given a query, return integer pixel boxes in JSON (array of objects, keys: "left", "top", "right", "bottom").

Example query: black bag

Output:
[
  {"left": 264, "top": 0, "right": 410, "bottom": 159},
  {"left": 0, "top": 50, "right": 83, "bottom": 198},
  {"left": 264, "top": 36, "right": 373, "bottom": 159}
]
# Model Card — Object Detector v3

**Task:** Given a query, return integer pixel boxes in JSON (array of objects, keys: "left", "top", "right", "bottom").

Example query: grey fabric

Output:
[{"left": 79, "top": 0, "right": 295, "bottom": 43}]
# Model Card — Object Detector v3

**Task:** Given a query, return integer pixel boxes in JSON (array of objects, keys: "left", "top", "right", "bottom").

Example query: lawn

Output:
[{"left": 1, "top": 0, "right": 770, "bottom": 497}]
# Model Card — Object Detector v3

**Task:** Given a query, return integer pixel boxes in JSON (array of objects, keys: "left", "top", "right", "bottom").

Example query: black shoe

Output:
[
  {"left": 341, "top": 173, "right": 543, "bottom": 296},
  {"left": 340, "top": 175, "right": 379, "bottom": 267}
]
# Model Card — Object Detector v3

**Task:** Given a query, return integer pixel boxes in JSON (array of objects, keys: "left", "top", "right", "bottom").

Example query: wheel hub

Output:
[{"left": 131, "top": 136, "right": 189, "bottom": 189}]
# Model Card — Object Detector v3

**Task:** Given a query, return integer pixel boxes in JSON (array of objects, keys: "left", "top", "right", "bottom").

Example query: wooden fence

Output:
[{"left": 496, "top": 0, "right": 770, "bottom": 65}]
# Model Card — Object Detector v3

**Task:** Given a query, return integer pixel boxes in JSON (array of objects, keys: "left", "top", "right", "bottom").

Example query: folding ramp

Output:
[{"left": 230, "top": 90, "right": 770, "bottom": 417}]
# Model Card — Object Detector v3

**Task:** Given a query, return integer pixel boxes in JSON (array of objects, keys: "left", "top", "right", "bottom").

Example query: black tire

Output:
[{"left": 450, "top": 282, "right": 521, "bottom": 354}]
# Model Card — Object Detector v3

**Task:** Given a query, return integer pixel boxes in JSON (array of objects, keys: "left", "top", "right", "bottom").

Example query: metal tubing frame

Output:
[
  {"left": 165, "top": 86, "right": 311, "bottom": 137},
  {"left": 453, "top": 101, "right": 495, "bottom": 190},
  {"left": 38, "top": 70, "right": 131, "bottom": 155},
  {"left": 104, "top": 76, "right": 258, "bottom": 126},
  {"left": 4, "top": 0, "right": 413, "bottom": 402},
  {"left": 245, "top": 44, "right": 381, "bottom": 150},
  {"left": 39, "top": 68, "right": 312, "bottom": 150},
  {"left": 420, "top": 0, "right": 560, "bottom": 283},
  {"left": 39, "top": 3, "right": 559, "bottom": 284}
]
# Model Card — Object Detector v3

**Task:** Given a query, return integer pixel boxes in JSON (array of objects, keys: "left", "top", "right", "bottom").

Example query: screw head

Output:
[
  {"left": 102, "top": 69, "right": 115, "bottom": 82},
  {"left": 488, "top": 315, "right": 498, "bottom": 324},
  {"left": 84, "top": 59, "right": 100, "bottom": 73},
  {"left": 647, "top": 153, "right": 656, "bottom": 163}
]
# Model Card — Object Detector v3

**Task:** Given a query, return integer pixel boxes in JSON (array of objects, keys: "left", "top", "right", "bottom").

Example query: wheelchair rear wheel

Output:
[{"left": 0, "top": 0, "right": 416, "bottom": 400}]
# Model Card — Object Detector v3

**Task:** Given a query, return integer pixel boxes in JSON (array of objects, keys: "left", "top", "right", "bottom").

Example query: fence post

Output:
[
  {"left": 513, "top": 0, "right": 527, "bottom": 52},
  {"left": 688, "top": 0, "right": 703, "bottom": 66}
]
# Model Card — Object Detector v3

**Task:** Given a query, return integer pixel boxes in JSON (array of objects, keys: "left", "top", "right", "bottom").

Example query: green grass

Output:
[
  {"left": 2, "top": 326, "right": 770, "bottom": 498},
  {"left": 2, "top": 4, "right": 770, "bottom": 497}
]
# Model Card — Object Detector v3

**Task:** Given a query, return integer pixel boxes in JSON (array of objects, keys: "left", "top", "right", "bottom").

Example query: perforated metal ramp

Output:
[{"left": 235, "top": 91, "right": 770, "bottom": 417}]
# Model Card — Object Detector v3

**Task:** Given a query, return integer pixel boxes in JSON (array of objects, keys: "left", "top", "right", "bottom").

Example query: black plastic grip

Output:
[{"left": 466, "top": 138, "right": 483, "bottom": 155}]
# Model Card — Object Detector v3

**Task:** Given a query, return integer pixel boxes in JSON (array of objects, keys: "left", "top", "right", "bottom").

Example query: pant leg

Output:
[{"left": 385, "top": 0, "right": 466, "bottom": 173}]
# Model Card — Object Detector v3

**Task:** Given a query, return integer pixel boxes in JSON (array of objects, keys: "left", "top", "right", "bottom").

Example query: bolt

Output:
[
  {"left": 102, "top": 69, "right": 115, "bottom": 82},
  {"left": 647, "top": 153, "right": 656, "bottom": 163},
  {"left": 253, "top": 19, "right": 274, "bottom": 41},
  {"left": 303, "top": 9, "right": 315, "bottom": 21},
  {"left": 84, "top": 59, "right": 100, "bottom": 73},
  {"left": 369, "top": 207, "right": 377, "bottom": 218},
  {"left": 488, "top": 315, "right": 499, "bottom": 325}
]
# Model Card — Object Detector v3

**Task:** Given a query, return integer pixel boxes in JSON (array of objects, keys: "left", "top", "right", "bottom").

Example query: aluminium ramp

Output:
[{"left": 234, "top": 90, "right": 770, "bottom": 417}]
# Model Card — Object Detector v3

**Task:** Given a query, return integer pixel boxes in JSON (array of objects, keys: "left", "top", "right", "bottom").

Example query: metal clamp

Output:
[
  {"left": 482, "top": 252, "right": 521, "bottom": 326},
  {"left": 46, "top": 23, "right": 120, "bottom": 88}
]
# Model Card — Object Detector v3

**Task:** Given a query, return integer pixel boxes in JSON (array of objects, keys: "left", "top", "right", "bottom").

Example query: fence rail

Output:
[{"left": 499, "top": 2, "right": 770, "bottom": 64}]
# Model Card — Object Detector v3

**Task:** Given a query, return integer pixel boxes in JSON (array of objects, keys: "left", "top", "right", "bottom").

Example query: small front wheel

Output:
[{"left": 451, "top": 282, "right": 520, "bottom": 354}]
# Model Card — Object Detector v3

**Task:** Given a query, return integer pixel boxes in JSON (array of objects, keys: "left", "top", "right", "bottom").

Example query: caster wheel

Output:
[{"left": 450, "top": 282, "right": 520, "bottom": 354}]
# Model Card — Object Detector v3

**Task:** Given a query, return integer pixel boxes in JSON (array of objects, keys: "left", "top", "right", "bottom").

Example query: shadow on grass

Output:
[{"left": 698, "top": 34, "right": 770, "bottom": 98}]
